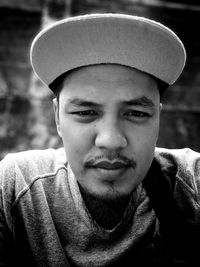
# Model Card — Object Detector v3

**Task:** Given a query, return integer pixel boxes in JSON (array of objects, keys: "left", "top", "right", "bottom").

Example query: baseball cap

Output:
[{"left": 30, "top": 13, "right": 186, "bottom": 90}]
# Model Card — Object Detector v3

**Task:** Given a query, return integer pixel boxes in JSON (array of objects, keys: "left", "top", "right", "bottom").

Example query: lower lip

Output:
[{"left": 89, "top": 167, "right": 129, "bottom": 180}]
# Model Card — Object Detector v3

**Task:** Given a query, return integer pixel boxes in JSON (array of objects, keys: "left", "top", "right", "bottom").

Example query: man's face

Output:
[{"left": 54, "top": 64, "right": 161, "bottom": 200}]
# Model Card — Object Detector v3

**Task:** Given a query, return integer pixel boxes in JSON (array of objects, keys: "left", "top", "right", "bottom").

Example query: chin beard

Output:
[{"left": 78, "top": 182, "right": 132, "bottom": 230}]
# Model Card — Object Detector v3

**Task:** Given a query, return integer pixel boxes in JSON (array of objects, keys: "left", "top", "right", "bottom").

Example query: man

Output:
[{"left": 0, "top": 13, "right": 199, "bottom": 266}]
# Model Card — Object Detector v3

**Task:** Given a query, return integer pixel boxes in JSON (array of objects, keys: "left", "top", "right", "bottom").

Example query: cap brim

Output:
[{"left": 30, "top": 13, "right": 186, "bottom": 87}]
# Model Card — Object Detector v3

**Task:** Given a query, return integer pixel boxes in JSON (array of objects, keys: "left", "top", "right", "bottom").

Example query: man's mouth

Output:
[
  {"left": 85, "top": 159, "right": 135, "bottom": 180},
  {"left": 91, "top": 161, "right": 129, "bottom": 170}
]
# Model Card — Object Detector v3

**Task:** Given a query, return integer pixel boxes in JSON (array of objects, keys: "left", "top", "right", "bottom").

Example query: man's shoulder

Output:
[
  {"left": 155, "top": 146, "right": 199, "bottom": 157},
  {"left": 154, "top": 147, "right": 200, "bottom": 196},
  {"left": 1, "top": 147, "right": 66, "bottom": 168},
  {"left": 0, "top": 147, "right": 66, "bottom": 187},
  {"left": 0, "top": 148, "right": 68, "bottom": 228},
  {"left": 155, "top": 147, "right": 200, "bottom": 169}
]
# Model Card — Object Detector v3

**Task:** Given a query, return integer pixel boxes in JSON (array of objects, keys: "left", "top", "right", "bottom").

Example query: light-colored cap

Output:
[{"left": 30, "top": 13, "right": 186, "bottom": 88}]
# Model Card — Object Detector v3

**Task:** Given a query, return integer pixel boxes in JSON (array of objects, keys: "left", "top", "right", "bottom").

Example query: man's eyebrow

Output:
[
  {"left": 66, "top": 96, "right": 155, "bottom": 108},
  {"left": 67, "top": 97, "right": 102, "bottom": 107},
  {"left": 123, "top": 96, "right": 155, "bottom": 108}
]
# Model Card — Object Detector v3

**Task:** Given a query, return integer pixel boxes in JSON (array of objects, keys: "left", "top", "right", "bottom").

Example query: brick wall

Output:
[
  {"left": 0, "top": 7, "right": 43, "bottom": 159},
  {"left": 0, "top": 0, "right": 200, "bottom": 159},
  {"left": 0, "top": 0, "right": 70, "bottom": 159}
]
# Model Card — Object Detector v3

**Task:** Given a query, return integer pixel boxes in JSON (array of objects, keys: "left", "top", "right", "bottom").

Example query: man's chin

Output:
[
  {"left": 93, "top": 189, "right": 127, "bottom": 201},
  {"left": 78, "top": 181, "right": 132, "bottom": 201}
]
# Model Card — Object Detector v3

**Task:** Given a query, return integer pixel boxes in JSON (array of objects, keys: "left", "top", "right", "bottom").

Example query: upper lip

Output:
[{"left": 91, "top": 161, "right": 129, "bottom": 170}]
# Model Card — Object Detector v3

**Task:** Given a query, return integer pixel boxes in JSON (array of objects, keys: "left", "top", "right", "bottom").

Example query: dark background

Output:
[{"left": 0, "top": 0, "right": 200, "bottom": 159}]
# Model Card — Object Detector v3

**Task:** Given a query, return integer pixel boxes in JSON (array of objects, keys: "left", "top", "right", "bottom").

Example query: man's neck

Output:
[{"left": 78, "top": 183, "right": 132, "bottom": 230}]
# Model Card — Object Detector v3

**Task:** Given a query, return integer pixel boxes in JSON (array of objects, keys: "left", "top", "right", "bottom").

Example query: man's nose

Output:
[{"left": 95, "top": 119, "right": 127, "bottom": 150}]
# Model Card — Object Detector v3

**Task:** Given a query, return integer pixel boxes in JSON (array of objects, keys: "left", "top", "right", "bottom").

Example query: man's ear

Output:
[
  {"left": 159, "top": 103, "right": 162, "bottom": 113},
  {"left": 53, "top": 98, "right": 62, "bottom": 137}
]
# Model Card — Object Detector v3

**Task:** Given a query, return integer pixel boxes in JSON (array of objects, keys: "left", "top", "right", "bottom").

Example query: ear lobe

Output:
[
  {"left": 159, "top": 103, "right": 163, "bottom": 113},
  {"left": 53, "top": 98, "right": 62, "bottom": 137}
]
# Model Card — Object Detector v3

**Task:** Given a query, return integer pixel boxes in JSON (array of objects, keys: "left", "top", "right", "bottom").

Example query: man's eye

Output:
[
  {"left": 124, "top": 110, "right": 150, "bottom": 119},
  {"left": 124, "top": 110, "right": 151, "bottom": 123},
  {"left": 71, "top": 110, "right": 97, "bottom": 116}
]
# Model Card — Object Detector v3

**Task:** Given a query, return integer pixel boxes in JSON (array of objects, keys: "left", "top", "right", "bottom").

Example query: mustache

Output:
[{"left": 84, "top": 153, "right": 137, "bottom": 169}]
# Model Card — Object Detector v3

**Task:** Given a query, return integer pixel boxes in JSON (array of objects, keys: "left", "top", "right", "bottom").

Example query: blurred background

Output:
[{"left": 0, "top": 0, "right": 200, "bottom": 159}]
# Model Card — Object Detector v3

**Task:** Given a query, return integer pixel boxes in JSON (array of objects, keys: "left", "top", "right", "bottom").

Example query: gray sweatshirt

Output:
[{"left": 0, "top": 147, "right": 200, "bottom": 266}]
